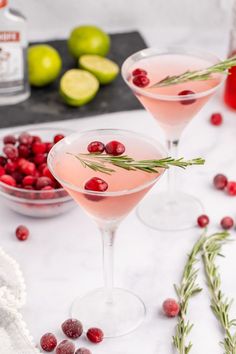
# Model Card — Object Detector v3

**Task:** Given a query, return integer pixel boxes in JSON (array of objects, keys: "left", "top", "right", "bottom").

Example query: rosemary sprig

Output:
[
  {"left": 173, "top": 233, "right": 205, "bottom": 354},
  {"left": 152, "top": 56, "right": 236, "bottom": 88},
  {"left": 202, "top": 231, "right": 236, "bottom": 354},
  {"left": 67, "top": 152, "right": 205, "bottom": 175}
]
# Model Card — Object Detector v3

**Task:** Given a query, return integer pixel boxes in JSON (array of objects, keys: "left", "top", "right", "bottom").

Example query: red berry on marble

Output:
[
  {"left": 197, "top": 214, "right": 210, "bottom": 228},
  {"left": 3, "top": 135, "right": 16, "bottom": 145},
  {"left": 213, "top": 174, "right": 228, "bottom": 190},
  {"left": 162, "top": 298, "right": 180, "bottom": 317},
  {"left": 210, "top": 112, "right": 223, "bottom": 126},
  {"left": 132, "top": 75, "right": 150, "bottom": 88},
  {"left": 3, "top": 144, "right": 18, "bottom": 160},
  {"left": 178, "top": 90, "right": 196, "bottom": 105},
  {"left": 221, "top": 216, "right": 234, "bottom": 230},
  {"left": 226, "top": 181, "right": 236, "bottom": 196},
  {"left": 87, "top": 141, "right": 105, "bottom": 154},
  {"left": 36, "top": 176, "right": 53, "bottom": 190},
  {"left": 40, "top": 333, "right": 57, "bottom": 352},
  {"left": 61, "top": 318, "right": 83, "bottom": 339},
  {"left": 54, "top": 134, "right": 65, "bottom": 144},
  {"left": 56, "top": 340, "right": 75, "bottom": 354},
  {"left": 0, "top": 156, "right": 7, "bottom": 166},
  {"left": 0, "top": 166, "right": 5, "bottom": 177},
  {"left": 32, "top": 142, "right": 47, "bottom": 154},
  {"left": 132, "top": 68, "right": 148, "bottom": 77},
  {"left": 105, "top": 140, "right": 125, "bottom": 156},
  {"left": 86, "top": 328, "right": 104, "bottom": 343},
  {"left": 18, "top": 132, "right": 33, "bottom": 145},
  {"left": 85, "top": 177, "right": 108, "bottom": 192},
  {"left": 15, "top": 225, "right": 29, "bottom": 241},
  {"left": 75, "top": 348, "right": 92, "bottom": 354},
  {"left": 0, "top": 174, "right": 16, "bottom": 187}
]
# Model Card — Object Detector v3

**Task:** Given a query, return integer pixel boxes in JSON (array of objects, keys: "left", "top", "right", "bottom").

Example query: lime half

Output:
[
  {"left": 60, "top": 69, "right": 99, "bottom": 106},
  {"left": 79, "top": 55, "right": 119, "bottom": 84}
]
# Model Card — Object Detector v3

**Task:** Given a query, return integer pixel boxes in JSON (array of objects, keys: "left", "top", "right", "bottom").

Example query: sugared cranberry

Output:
[
  {"left": 56, "top": 340, "right": 75, "bottom": 354},
  {"left": 15, "top": 225, "right": 29, "bottom": 241},
  {"left": 213, "top": 174, "right": 228, "bottom": 190},
  {"left": 0, "top": 156, "right": 7, "bottom": 166},
  {"left": 197, "top": 214, "right": 210, "bottom": 228},
  {"left": 36, "top": 176, "right": 53, "bottom": 190},
  {"left": 18, "top": 144, "right": 30, "bottom": 158},
  {"left": 226, "top": 181, "right": 236, "bottom": 196},
  {"left": 61, "top": 318, "right": 83, "bottom": 339},
  {"left": 75, "top": 349, "right": 92, "bottom": 354},
  {"left": 23, "top": 175, "right": 36, "bottom": 186},
  {"left": 210, "top": 113, "right": 223, "bottom": 126},
  {"left": 221, "top": 216, "right": 234, "bottom": 230},
  {"left": 34, "top": 153, "right": 46, "bottom": 165},
  {"left": 54, "top": 134, "right": 65, "bottom": 144},
  {"left": 132, "top": 75, "right": 150, "bottom": 88},
  {"left": 162, "top": 298, "right": 180, "bottom": 317},
  {"left": 84, "top": 177, "right": 108, "bottom": 192},
  {"left": 132, "top": 68, "right": 148, "bottom": 77},
  {"left": 3, "top": 135, "right": 16, "bottom": 145},
  {"left": 40, "top": 333, "right": 57, "bottom": 352},
  {"left": 86, "top": 328, "right": 104, "bottom": 343},
  {"left": 105, "top": 140, "right": 125, "bottom": 156},
  {"left": 5, "top": 160, "right": 17, "bottom": 173},
  {"left": 32, "top": 142, "right": 47, "bottom": 155},
  {"left": 0, "top": 166, "right": 5, "bottom": 177},
  {"left": 21, "top": 161, "right": 36, "bottom": 175},
  {"left": 87, "top": 141, "right": 105, "bottom": 154},
  {"left": 3, "top": 144, "right": 18, "bottom": 160},
  {"left": 178, "top": 90, "right": 196, "bottom": 105},
  {"left": 18, "top": 132, "right": 33, "bottom": 145},
  {"left": 0, "top": 174, "right": 16, "bottom": 187}
]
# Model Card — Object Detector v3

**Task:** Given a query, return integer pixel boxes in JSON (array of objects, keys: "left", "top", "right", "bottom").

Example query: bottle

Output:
[{"left": 0, "top": 0, "right": 30, "bottom": 105}]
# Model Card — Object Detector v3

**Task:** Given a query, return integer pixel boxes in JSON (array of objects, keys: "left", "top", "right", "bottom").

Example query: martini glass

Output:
[
  {"left": 48, "top": 128, "right": 166, "bottom": 337},
  {"left": 122, "top": 47, "right": 225, "bottom": 231}
]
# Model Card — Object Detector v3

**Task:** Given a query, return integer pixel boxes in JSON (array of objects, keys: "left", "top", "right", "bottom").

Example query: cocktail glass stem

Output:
[
  {"left": 100, "top": 225, "right": 116, "bottom": 304},
  {"left": 167, "top": 139, "right": 179, "bottom": 197}
]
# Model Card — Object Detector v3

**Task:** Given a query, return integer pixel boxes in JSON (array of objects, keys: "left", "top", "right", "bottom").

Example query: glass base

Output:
[
  {"left": 71, "top": 288, "right": 146, "bottom": 338},
  {"left": 137, "top": 191, "right": 203, "bottom": 231}
]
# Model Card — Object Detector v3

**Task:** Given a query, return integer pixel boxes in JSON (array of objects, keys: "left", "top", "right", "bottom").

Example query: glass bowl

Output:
[{"left": 0, "top": 127, "right": 76, "bottom": 218}]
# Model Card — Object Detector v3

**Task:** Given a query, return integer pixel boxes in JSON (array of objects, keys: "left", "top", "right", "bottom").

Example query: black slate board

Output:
[{"left": 0, "top": 31, "right": 146, "bottom": 129}]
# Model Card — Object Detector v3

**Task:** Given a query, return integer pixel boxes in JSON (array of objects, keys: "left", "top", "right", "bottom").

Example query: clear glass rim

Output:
[
  {"left": 47, "top": 128, "right": 167, "bottom": 197},
  {"left": 121, "top": 46, "right": 225, "bottom": 101}
]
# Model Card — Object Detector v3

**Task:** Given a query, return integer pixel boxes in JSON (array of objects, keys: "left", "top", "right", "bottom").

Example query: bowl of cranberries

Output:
[{"left": 0, "top": 128, "right": 76, "bottom": 218}]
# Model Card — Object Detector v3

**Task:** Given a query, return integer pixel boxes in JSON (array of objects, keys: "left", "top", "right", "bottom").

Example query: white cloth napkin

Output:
[{"left": 0, "top": 248, "right": 40, "bottom": 354}]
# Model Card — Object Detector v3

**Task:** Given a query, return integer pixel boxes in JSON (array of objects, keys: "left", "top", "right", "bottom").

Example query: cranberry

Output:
[
  {"left": 21, "top": 162, "right": 36, "bottom": 175},
  {"left": 32, "top": 142, "right": 47, "bottom": 155},
  {"left": 18, "top": 144, "right": 30, "bottom": 158},
  {"left": 0, "top": 174, "right": 16, "bottom": 187},
  {"left": 38, "top": 163, "right": 47, "bottom": 173},
  {"left": 3, "top": 135, "right": 16, "bottom": 145},
  {"left": 210, "top": 113, "right": 223, "bottom": 126},
  {"left": 0, "top": 156, "right": 7, "bottom": 166},
  {"left": 85, "top": 177, "right": 108, "bottom": 192},
  {"left": 197, "top": 214, "right": 210, "bottom": 228},
  {"left": 22, "top": 175, "right": 36, "bottom": 186},
  {"left": 87, "top": 141, "right": 105, "bottom": 154},
  {"left": 105, "top": 140, "right": 125, "bottom": 156},
  {"left": 34, "top": 153, "right": 46, "bottom": 165},
  {"left": 15, "top": 225, "right": 29, "bottom": 241},
  {"left": 75, "top": 349, "right": 92, "bottom": 354},
  {"left": 5, "top": 160, "right": 17, "bottom": 173},
  {"left": 36, "top": 176, "right": 53, "bottom": 190},
  {"left": 162, "top": 298, "right": 180, "bottom": 317},
  {"left": 45, "top": 142, "right": 54, "bottom": 152},
  {"left": 3, "top": 144, "right": 18, "bottom": 160},
  {"left": 221, "top": 216, "right": 234, "bottom": 230},
  {"left": 213, "top": 174, "right": 228, "bottom": 190},
  {"left": 86, "top": 328, "right": 104, "bottom": 343},
  {"left": 42, "top": 166, "right": 54, "bottom": 180},
  {"left": 226, "top": 181, "right": 236, "bottom": 196},
  {"left": 0, "top": 166, "right": 5, "bottom": 177},
  {"left": 18, "top": 132, "right": 33, "bottom": 145},
  {"left": 178, "top": 90, "right": 196, "bottom": 105},
  {"left": 132, "top": 68, "right": 148, "bottom": 77},
  {"left": 11, "top": 171, "right": 24, "bottom": 184},
  {"left": 40, "top": 185, "right": 55, "bottom": 199},
  {"left": 17, "top": 158, "right": 27, "bottom": 168},
  {"left": 132, "top": 75, "right": 150, "bottom": 88},
  {"left": 56, "top": 340, "right": 75, "bottom": 354},
  {"left": 61, "top": 318, "right": 83, "bottom": 339},
  {"left": 40, "top": 333, "right": 57, "bottom": 352},
  {"left": 54, "top": 134, "right": 65, "bottom": 144},
  {"left": 32, "top": 135, "right": 42, "bottom": 143}
]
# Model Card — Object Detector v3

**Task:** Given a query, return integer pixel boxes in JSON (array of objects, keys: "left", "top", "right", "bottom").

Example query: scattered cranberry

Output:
[
  {"left": 162, "top": 298, "right": 180, "bottom": 317},
  {"left": 132, "top": 75, "right": 150, "bottom": 88},
  {"left": 40, "top": 333, "right": 57, "bottom": 352},
  {"left": 3, "top": 144, "right": 18, "bottom": 160},
  {"left": 75, "top": 349, "right": 92, "bottom": 354},
  {"left": 18, "top": 132, "right": 33, "bottom": 145},
  {"left": 0, "top": 166, "right": 5, "bottom": 177},
  {"left": 87, "top": 141, "right": 105, "bottom": 154},
  {"left": 54, "top": 134, "right": 65, "bottom": 144},
  {"left": 105, "top": 140, "right": 125, "bottom": 156},
  {"left": 15, "top": 225, "right": 29, "bottom": 241},
  {"left": 132, "top": 68, "right": 147, "bottom": 77},
  {"left": 84, "top": 177, "right": 108, "bottom": 192},
  {"left": 197, "top": 214, "right": 210, "bottom": 228},
  {"left": 3, "top": 135, "right": 16, "bottom": 145},
  {"left": 61, "top": 318, "right": 83, "bottom": 339},
  {"left": 0, "top": 156, "right": 7, "bottom": 166},
  {"left": 21, "top": 161, "right": 36, "bottom": 175},
  {"left": 227, "top": 181, "right": 236, "bottom": 196},
  {"left": 178, "top": 90, "right": 196, "bottom": 105},
  {"left": 22, "top": 175, "right": 36, "bottom": 186},
  {"left": 56, "top": 340, "right": 75, "bottom": 354},
  {"left": 213, "top": 174, "right": 228, "bottom": 190},
  {"left": 0, "top": 174, "right": 16, "bottom": 187},
  {"left": 221, "top": 216, "right": 234, "bottom": 230},
  {"left": 86, "top": 328, "right": 104, "bottom": 343},
  {"left": 210, "top": 113, "right": 223, "bottom": 126}
]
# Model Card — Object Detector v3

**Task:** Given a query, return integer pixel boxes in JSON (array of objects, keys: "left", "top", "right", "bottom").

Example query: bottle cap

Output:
[{"left": 0, "top": 0, "right": 7, "bottom": 8}]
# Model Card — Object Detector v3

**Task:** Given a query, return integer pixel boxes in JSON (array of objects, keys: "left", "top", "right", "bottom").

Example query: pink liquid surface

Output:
[
  {"left": 54, "top": 133, "right": 165, "bottom": 222},
  {"left": 129, "top": 54, "right": 222, "bottom": 140}
]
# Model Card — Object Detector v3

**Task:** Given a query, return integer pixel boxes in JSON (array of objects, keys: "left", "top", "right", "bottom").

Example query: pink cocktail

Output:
[{"left": 122, "top": 48, "right": 224, "bottom": 230}]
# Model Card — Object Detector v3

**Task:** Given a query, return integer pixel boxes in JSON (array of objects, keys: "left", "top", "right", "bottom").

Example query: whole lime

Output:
[
  {"left": 28, "top": 45, "right": 62, "bottom": 87},
  {"left": 68, "top": 25, "right": 110, "bottom": 58}
]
